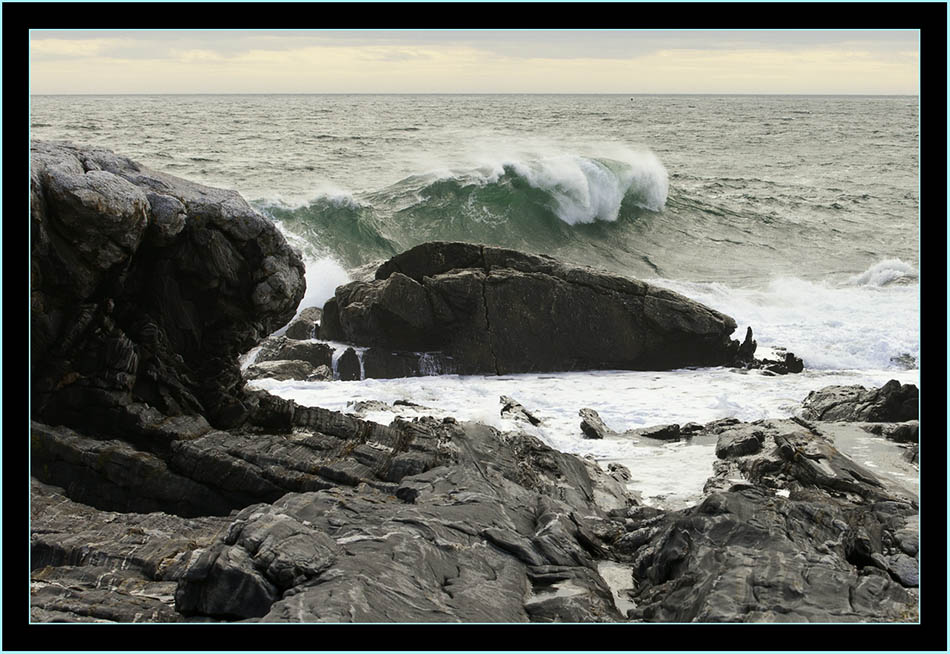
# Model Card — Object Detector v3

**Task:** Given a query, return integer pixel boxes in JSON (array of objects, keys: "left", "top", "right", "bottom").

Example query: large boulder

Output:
[
  {"left": 30, "top": 141, "right": 306, "bottom": 430},
  {"left": 320, "top": 242, "right": 743, "bottom": 376}
]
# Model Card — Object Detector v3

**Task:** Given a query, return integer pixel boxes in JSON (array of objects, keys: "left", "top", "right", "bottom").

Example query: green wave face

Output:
[
  {"left": 261, "top": 196, "right": 401, "bottom": 268},
  {"left": 258, "top": 154, "right": 670, "bottom": 274}
]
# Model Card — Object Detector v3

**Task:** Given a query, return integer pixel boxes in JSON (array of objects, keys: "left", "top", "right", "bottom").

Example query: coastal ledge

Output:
[{"left": 30, "top": 380, "right": 919, "bottom": 623}]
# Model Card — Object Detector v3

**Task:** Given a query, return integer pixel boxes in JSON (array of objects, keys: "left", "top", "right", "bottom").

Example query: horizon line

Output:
[{"left": 30, "top": 92, "right": 919, "bottom": 97}]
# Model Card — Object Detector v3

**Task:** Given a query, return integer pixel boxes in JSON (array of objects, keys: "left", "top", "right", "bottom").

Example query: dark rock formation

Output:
[
  {"left": 579, "top": 408, "right": 683, "bottom": 441},
  {"left": 579, "top": 408, "right": 611, "bottom": 440},
  {"left": 713, "top": 424, "right": 766, "bottom": 458},
  {"left": 732, "top": 328, "right": 804, "bottom": 375},
  {"left": 622, "top": 418, "right": 918, "bottom": 622},
  {"left": 801, "top": 380, "right": 919, "bottom": 422},
  {"left": 320, "top": 242, "right": 744, "bottom": 376},
  {"left": 32, "top": 391, "right": 635, "bottom": 623},
  {"left": 167, "top": 417, "right": 633, "bottom": 621},
  {"left": 861, "top": 420, "right": 919, "bottom": 444},
  {"left": 31, "top": 141, "right": 306, "bottom": 431},
  {"left": 336, "top": 347, "right": 362, "bottom": 381},
  {"left": 500, "top": 395, "right": 542, "bottom": 426},
  {"left": 243, "top": 360, "right": 317, "bottom": 382},
  {"left": 30, "top": 478, "right": 230, "bottom": 622},
  {"left": 360, "top": 348, "right": 454, "bottom": 379},
  {"left": 240, "top": 335, "right": 335, "bottom": 381},
  {"left": 255, "top": 336, "right": 332, "bottom": 369},
  {"left": 284, "top": 306, "right": 322, "bottom": 340}
]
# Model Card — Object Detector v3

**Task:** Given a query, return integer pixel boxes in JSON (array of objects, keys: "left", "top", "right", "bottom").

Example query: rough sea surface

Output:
[{"left": 31, "top": 94, "right": 920, "bottom": 508}]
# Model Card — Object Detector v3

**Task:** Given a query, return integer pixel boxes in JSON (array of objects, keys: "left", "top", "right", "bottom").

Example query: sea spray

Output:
[{"left": 651, "top": 263, "right": 920, "bottom": 371}]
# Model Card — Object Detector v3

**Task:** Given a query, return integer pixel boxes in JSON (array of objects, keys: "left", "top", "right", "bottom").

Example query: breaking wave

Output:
[{"left": 256, "top": 151, "right": 668, "bottom": 268}]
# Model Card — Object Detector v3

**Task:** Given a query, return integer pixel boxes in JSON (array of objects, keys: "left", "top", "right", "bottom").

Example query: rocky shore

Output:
[{"left": 30, "top": 143, "right": 918, "bottom": 625}]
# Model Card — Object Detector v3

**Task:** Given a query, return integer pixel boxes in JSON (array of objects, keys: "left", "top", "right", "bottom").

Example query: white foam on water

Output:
[
  {"left": 253, "top": 184, "right": 365, "bottom": 211},
  {"left": 248, "top": 365, "right": 918, "bottom": 509},
  {"left": 650, "top": 274, "right": 919, "bottom": 371},
  {"left": 298, "top": 256, "right": 350, "bottom": 313}
]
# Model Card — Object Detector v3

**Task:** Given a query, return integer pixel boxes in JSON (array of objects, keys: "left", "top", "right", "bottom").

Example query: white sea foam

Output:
[
  {"left": 651, "top": 274, "right": 919, "bottom": 371},
  {"left": 297, "top": 256, "right": 350, "bottom": 314},
  {"left": 266, "top": 218, "right": 351, "bottom": 325},
  {"left": 846, "top": 258, "right": 919, "bottom": 287},
  {"left": 253, "top": 184, "right": 365, "bottom": 212},
  {"left": 248, "top": 366, "right": 917, "bottom": 509}
]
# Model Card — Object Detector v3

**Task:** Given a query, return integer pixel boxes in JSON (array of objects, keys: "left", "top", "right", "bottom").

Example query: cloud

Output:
[
  {"left": 28, "top": 31, "right": 919, "bottom": 95},
  {"left": 30, "top": 37, "right": 135, "bottom": 58}
]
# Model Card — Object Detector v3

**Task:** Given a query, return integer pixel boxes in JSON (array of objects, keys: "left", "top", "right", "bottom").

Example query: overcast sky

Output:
[{"left": 29, "top": 30, "right": 919, "bottom": 95}]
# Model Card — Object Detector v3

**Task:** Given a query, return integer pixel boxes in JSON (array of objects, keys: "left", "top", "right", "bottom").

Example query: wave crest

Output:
[
  {"left": 500, "top": 151, "right": 668, "bottom": 224},
  {"left": 847, "top": 259, "right": 919, "bottom": 287}
]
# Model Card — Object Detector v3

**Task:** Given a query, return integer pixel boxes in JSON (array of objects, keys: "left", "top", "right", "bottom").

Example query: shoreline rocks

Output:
[
  {"left": 801, "top": 379, "right": 918, "bottom": 422},
  {"left": 31, "top": 380, "right": 919, "bottom": 623},
  {"left": 29, "top": 144, "right": 917, "bottom": 625}
]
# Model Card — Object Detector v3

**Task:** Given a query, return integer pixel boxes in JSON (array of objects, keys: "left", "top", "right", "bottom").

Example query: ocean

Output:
[{"left": 30, "top": 93, "right": 921, "bottom": 508}]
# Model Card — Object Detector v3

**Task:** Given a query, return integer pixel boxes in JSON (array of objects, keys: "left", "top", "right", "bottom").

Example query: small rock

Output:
[
  {"left": 579, "top": 408, "right": 612, "bottom": 440},
  {"left": 348, "top": 400, "right": 393, "bottom": 414},
  {"left": 886, "top": 421, "right": 919, "bottom": 443},
  {"left": 632, "top": 424, "right": 681, "bottom": 441},
  {"left": 307, "top": 364, "right": 333, "bottom": 382},
  {"left": 715, "top": 425, "right": 765, "bottom": 459},
  {"left": 284, "top": 307, "right": 323, "bottom": 340},
  {"left": 500, "top": 395, "right": 542, "bottom": 426},
  {"left": 887, "top": 553, "right": 918, "bottom": 587},
  {"left": 244, "top": 360, "right": 315, "bottom": 382},
  {"left": 889, "top": 353, "right": 917, "bottom": 370},
  {"left": 337, "top": 348, "right": 361, "bottom": 381}
]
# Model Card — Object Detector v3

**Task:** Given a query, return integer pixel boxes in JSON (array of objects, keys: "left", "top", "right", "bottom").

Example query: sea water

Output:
[{"left": 31, "top": 94, "right": 920, "bottom": 507}]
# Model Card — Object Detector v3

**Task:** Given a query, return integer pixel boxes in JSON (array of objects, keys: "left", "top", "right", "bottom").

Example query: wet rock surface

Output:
[
  {"left": 30, "top": 478, "right": 229, "bottom": 622},
  {"left": 320, "top": 241, "right": 746, "bottom": 376},
  {"left": 801, "top": 379, "right": 918, "bottom": 422},
  {"left": 621, "top": 417, "right": 918, "bottom": 622},
  {"left": 31, "top": 141, "right": 306, "bottom": 431},
  {"left": 284, "top": 306, "right": 322, "bottom": 340}
]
